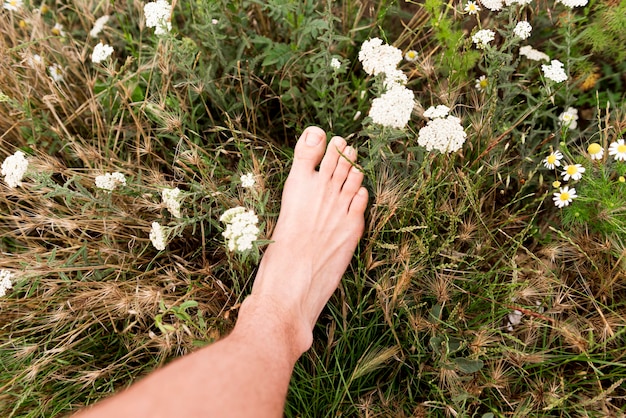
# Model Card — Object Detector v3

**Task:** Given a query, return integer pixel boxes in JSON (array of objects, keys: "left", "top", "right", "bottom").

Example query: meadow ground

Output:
[{"left": 1, "top": 0, "right": 626, "bottom": 416}]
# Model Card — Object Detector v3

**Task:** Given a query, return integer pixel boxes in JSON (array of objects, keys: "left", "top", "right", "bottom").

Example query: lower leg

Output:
[{"left": 74, "top": 126, "right": 368, "bottom": 418}]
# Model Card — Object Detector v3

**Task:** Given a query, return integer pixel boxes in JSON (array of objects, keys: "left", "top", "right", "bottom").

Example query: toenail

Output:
[
  {"left": 305, "top": 131, "right": 323, "bottom": 146},
  {"left": 333, "top": 136, "right": 346, "bottom": 147}
]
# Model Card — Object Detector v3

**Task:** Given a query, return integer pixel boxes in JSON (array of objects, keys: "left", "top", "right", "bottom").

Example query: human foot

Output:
[{"left": 242, "top": 126, "right": 368, "bottom": 355}]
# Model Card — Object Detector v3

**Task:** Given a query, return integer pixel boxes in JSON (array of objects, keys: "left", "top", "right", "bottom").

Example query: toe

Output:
[
  {"left": 341, "top": 164, "right": 364, "bottom": 197},
  {"left": 319, "top": 136, "right": 347, "bottom": 179},
  {"left": 291, "top": 126, "right": 327, "bottom": 176},
  {"left": 332, "top": 145, "right": 357, "bottom": 186},
  {"left": 349, "top": 187, "right": 369, "bottom": 216}
]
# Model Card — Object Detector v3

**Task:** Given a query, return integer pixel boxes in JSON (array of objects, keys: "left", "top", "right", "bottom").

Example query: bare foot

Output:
[{"left": 242, "top": 126, "right": 368, "bottom": 356}]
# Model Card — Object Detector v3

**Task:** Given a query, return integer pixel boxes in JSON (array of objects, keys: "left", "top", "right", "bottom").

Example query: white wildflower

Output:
[
  {"left": 464, "top": 1, "right": 481, "bottom": 14},
  {"left": 220, "top": 206, "right": 260, "bottom": 252},
  {"left": 0, "top": 269, "right": 14, "bottom": 298},
  {"left": 557, "top": 0, "right": 588, "bottom": 7},
  {"left": 542, "top": 60, "right": 568, "bottom": 83},
  {"left": 404, "top": 50, "right": 418, "bottom": 62},
  {"left": 553, "top": 186, "right": 577, "bottom": 208},
  {"left": 240, "top": 173, "right": 255, "bottom": 188},
  {"left": 3, "top": 0, "right": 22, "bottom": 11},
  {"left": 149, "top": 221, "right": 167, "bottom": 251},
  {"left": 506, "top": 309, "right": 523, "bottom": 331},
  {"left": 2, "top": 150, "right": 28, "bottom": 188},
  {"left": 558, "top": 107, "right": 578, "bottom": 130},
  {"left": 330, "top": 57, "right": 341, "bottom": 70},
  {"left": 475, "top": 75, "right": 488, "bottom": 92},
  {"left": 587, "top": 143, "right": 604, "bottom": 160},
  {"left": 368, "top": 83, "right": 415, "bottom": 129},
  {"left": 51, "top": 22, "right": 65, "bottom": 36},
  {"left": 144, "top": 0, "right": 172, "bottom": 35},
  {"left": 608, "top": 139, "right": 626, "bottom": 161},
  {"left": 26, "top": 54, "right": 43, "bottom": 68},
  {"left": 543, "top": 150, "right": 563, "bottom": 169},
  {"left": 89, "top": 15, "right": 110, "bottom": 38},
  {"left": 479, "top": 0, "right": 503, "bottom": 11},
  {"left": 519, "top": 45, "right": 549, "bottom": 61},
  {"left": 91, "top": 43, "right": 114, "bottom": 63},
  {"left": 162, "top": 187, "right": 182, "bottom": 218},
  {"left": 95, "top": 171, "right": 126, "bottom": 191},
  {"left": 382, "top": 69, "right": 408, "bottom": 88},
  {"left": 417, "top": 115, "right": 467, "bottom": 153},
  {"left": 423, "top": 105, "right": 450, "bottom": 119},
  {"left": 358, "top": 37, "right": 403, "bottom": 76},
  {"left": 561, "top": 164, "right": 585, "bottom": 181},
  {"left": 48, "top": 64, "right": 64, "bottom": 82},
  {"left": 211, "top": 18, "right": 218, "bottom": 24},
  {"left": 513, "top": 21, "right": 532, "bottom": 39},
  {"left": 472, "top": 29, "right": 496, "bottom": 49}
]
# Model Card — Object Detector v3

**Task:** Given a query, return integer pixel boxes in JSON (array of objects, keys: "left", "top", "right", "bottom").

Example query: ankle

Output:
[{"left": 236, "top": 295, "right": 313, "bottom": 359}]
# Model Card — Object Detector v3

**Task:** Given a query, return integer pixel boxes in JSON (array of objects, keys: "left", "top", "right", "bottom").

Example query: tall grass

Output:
[{"left": 1, "top": 0, "right": 625, "bottom": 416}]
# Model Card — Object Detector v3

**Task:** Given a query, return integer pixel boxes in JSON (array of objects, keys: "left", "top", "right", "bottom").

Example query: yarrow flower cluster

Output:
[
  {"left": 513, "top": 21, "right": 532, "bottom": 39},
  {"left": 558, "top": 107, "right": 578, "bottom": 130},
  {"left": 557, "top": 0, "right": 588, "bottom": 7},
  {"left": 220, "top": 207, "right": 260, "bottom": 252},
  {"left": 541, "top": 60, "right": 568, "bottom": 83},
  {"left": 358, "top": 37, "right": 403, "bottom": 76},
  {"left": 92, "top": 43, "right": 114, "bottom": 63},
  {"left": 162, "top": 187, "right": 182, "bottom": 217},
  {"left": 0, "top": 269, "right": 13, "bottom": 297},
  {"left": 144, "top": 0, "right": 172, "bottom": 35},
  {"left": 479, "top": 0, "right": 503, "bottom": 11},
  {"left": 368, "top": 84, "right": 415, "bottom": 129},
  {"left": 472, "top": 29, "right": 496, "bottom": 49},
  {"left": 89, "top": 15, "right": 110, "bottom": 38},
  {"left": 95, "top": 172, "right": 126, "bottom": 191},
  {"left": 2, "top": 150, "right": 28, "bottom": 188},
  {"left": 330, "top": 57, "right": 341, "bottom": 70},
  {"left": 519, "top": 45, "right": 549, "bottom": 61},
  {"left": 240, "top": 173, "right": 255, "bottom": 188},
  {"left": 149, "top": 221, "right": 167, "bottom": 251},
  {"left": 418, "top": 107, "right": 467, "bottom": 153}
]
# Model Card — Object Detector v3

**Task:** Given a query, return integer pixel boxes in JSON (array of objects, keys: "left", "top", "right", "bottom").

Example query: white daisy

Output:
[
  {"left": 608, "top": 139, "right": 626, "bottom": 161},
  {"left": 561, "top": 164, "right": 585, "bottom": 181},
  {"left": 553, "top": 186, "right": 577, "bottom": 208},
  {"left": 587, "top": 143, "right": 604, "bottom": 160},
  {"left": 543, "top": 150, "right": 563, "bottom": 169},
  {"left": 464, "top": 1, "right": 481, "bottom": 14}
]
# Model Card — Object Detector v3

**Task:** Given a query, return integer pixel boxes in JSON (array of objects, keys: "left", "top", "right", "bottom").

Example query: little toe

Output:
[
  {"left": 291, "top": 126, "right": 327, "bottom": 176},
  {"left": 319, "top": 136, "right": 347, "bottom": 179}
]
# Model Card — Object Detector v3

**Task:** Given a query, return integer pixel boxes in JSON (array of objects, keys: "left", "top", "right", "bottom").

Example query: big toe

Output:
[{"left": 291, "top": 126, "right": 327, "bottom": 176}]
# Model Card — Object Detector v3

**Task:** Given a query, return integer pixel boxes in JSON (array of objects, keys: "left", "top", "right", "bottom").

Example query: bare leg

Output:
[{"left": 74, "top": 126, "right": 368, "bottom": 418}]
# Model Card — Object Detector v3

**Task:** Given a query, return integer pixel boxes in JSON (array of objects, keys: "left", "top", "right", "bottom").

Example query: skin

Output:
[{"left": 74, "top": 126, "right": 368, "bottom": 418}]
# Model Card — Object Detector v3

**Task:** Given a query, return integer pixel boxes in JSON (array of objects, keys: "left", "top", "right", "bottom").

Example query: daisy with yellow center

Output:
[
  {"left": 561, "top": 164, "right": 585, "bottom": 181},
  {"left": 464, "top": 1, "right": 481, "bottom": 14},
  {"left": 404, "top": 50, "right": 418, "bottom": 62},
  {"left": 475, "top": 75, "right": 488, "bottom": 92},
  {"left": 51, "top": 22, "right": 65, "bottom": 36},
  {"left": 543, "top": 150, "right": 563, "bottom": 169},
  {"left": 3, "top": 0, "right": 23, "bottom": 11},
  {"left": 587, "top": 143, "right": 604, "bottom": 160},
  {"left": 553, "top": 186, "right": 577, "bottom": 208},
  {"left": 608, "top": 139, "right": 626, "bottom": 161}
]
